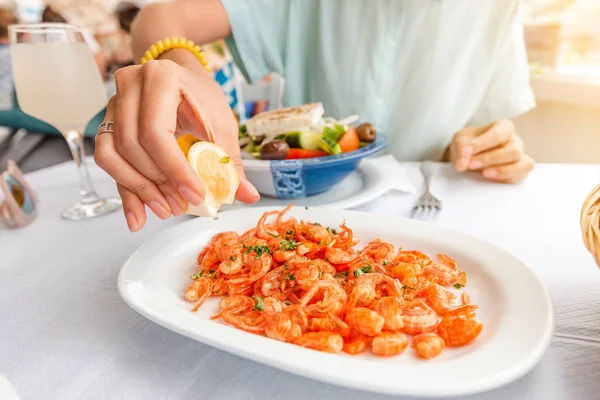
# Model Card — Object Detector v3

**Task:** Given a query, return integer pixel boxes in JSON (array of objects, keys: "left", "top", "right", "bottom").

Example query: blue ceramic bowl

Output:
[{"left": 242, "top": 134, "right": 388, "bottom": 199}]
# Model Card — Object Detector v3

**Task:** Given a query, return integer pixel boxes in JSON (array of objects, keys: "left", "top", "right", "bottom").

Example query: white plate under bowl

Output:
[
  {"left": 224, "top": 155, "right": 414, "bottom": 210},
  {"left": 118, "top": 207, "right": 554, "bottom": 398}
]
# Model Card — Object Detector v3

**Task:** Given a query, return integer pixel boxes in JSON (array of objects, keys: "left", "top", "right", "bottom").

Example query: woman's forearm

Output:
[{"left": 130, "top": 0, "right": 232, "bottom": 64}]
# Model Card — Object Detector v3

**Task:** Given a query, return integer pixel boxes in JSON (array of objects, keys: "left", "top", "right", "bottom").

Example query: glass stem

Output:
[{"left": 65, "top": 130, "right": 100, "bottom": 205}]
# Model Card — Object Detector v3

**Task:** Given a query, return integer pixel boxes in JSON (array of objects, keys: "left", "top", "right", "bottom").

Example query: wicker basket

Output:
[{"left": 581, "top": 185, "right": 600, "bottom": 267}]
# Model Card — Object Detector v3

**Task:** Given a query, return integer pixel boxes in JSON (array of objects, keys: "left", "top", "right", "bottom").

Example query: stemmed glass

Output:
[{"left": 9, "top": 23, "right": 120, "bottom": 220}]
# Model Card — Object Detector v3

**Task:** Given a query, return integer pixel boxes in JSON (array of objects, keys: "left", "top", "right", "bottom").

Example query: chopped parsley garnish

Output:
[
  {"left": 252, "top": 295, "right": 264, "bottom": 311},
  {"left": 361, "top": 265, "right": 372, "bottom": 273},
  {"left": 284, "top": 273, "right": 296, "bottom": 281},
  {"left": 382, "top": 261, "right": 390, "bottom": 266},
  {"left": 401, "top": 285, "right": 415, "bottom": 296},
  {"left": 245, "top": 245, "right": 271, "bottom": 256},
  {"left": 353, "top": 269, "right": 364, "bottom": 277},
  {"left": 268, "top": 232, "right": 279, "bottom": 238},
  {"left": 453, "top": 283, "right": 465, "bottom": 289},
  {"left": 286, "top": 230, "right": 295, "bottom": 236},
  {"left": 285, "top": 263, "right": 289, "bottom": 270},
  {"left": 191, "top": 272, "right": 203, "bottom": 280},
  {"left": 313, "top": 222, "right": 321, "bottom": 226},
  {"left": 229, "top": 256, "right": 236, "bottom": 261},
  {"left": 279, "top": 239, "right": 299, "bottom": 251},
  {"left": 327, "top": 227, "right": 338, "bottom": 235}
]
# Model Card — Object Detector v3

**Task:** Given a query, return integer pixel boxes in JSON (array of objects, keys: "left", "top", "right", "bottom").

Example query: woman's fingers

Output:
[
  {"left": 467, "top": 120, "right": 514, "bottom": 155},
  {"left": 451, "top": 121, "right": 515, "bottom": 172},
  {"left": 117, "top": 183, "right": 146, "bottom": 232},
  {"left": 481, "top": 154, "right": 535, "bottom": 183},
  {"left": 113, "top": 66, "right": 188, "bottom": 216},
  {"left": 95, "top": 132, "right": 171, "bottom": 219},
  {"left": 137, "top": 60, "right": 206, "bottom": 206},
  {"left": 466, "top": 140, "right": 522, "bottom": 170}
]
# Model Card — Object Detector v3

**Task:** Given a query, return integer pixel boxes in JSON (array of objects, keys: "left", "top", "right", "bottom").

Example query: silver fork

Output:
[{"left": 411, "top": 162, "right": 443, "bottom": 220}]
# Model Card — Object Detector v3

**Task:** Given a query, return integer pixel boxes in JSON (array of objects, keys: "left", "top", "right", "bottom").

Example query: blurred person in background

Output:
[
  {"left": 41, "top": 6, "right": 107, "bottom": 80},
  {"left": 110, "top": 1, "right": 141, "bottom": 71},
  {"left": 94, "top": 0, "right": 538, "bottom": 231}
]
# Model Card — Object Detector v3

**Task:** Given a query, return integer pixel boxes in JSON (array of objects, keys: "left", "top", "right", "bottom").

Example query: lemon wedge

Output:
[
  {"left": 177, "top": 134, "right": 200, "bottom": 154},
  {"left": 185, "top": 141, "right": 239, "bottom": 217}
]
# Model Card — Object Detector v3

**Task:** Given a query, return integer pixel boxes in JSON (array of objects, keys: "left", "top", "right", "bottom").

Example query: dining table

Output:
[{"left": 2, "top": 158, "right": 600, "bottom": 400}]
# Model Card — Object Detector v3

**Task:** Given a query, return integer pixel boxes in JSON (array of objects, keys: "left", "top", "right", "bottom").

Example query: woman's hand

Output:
[
  {"left": 94, "top": 58, "right": 259, "bottom": 232},
  {"left": 448, "top": 120, "right": 535, "bottom": 183}
]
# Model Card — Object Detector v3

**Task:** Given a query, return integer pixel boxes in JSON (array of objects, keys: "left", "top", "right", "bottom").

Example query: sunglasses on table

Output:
[{"left": 1, "top": 160, "right": 37, "bottom": 228}]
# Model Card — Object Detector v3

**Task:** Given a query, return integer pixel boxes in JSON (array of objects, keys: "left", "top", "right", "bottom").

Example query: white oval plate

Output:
[
  {"left": 223, "top": 155, "right": 415, "bottom": 210},
  {"left": 118, "top": 207, "right": 553, "bottom": 398}
]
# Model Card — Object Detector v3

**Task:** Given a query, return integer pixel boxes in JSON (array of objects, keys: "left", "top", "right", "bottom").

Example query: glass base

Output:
[{"left": 61, "top": 196, "right": 122, "bottom": 221}]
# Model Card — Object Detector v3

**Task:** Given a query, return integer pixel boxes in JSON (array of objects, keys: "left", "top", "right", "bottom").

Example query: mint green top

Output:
[{"left": 222, "top": 0, "right": 535, "bottom": 161}]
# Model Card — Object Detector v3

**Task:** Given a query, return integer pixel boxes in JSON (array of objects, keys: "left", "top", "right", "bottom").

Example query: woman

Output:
[{"left": 94, "top": 0, "right": 536, "bottom": 232}]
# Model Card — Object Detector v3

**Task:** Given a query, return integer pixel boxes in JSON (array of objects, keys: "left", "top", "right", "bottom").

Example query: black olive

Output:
[
  {"left": 356, "top": 123, "right": 377, "bottom": 143},
  {"left": 260, "top": 140, "right": 290, "bottom": 160}
]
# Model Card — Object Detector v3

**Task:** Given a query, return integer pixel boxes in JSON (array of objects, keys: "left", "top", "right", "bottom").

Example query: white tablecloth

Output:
[{"left": 2, "top": 160, "right": 600, "bottom": 400}]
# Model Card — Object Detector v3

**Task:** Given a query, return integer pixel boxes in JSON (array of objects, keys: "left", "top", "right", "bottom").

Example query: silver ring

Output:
[{"left": 96, "top": 121, "right": 114, "bottom": 139}]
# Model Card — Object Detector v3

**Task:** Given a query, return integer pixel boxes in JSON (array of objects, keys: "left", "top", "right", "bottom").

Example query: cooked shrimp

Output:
[
  {"left": 426, "top": 283, "right": 457, "bottom": 315},
  {"left": 227, "top": 282, "right": 254, "bottom": 297},
  {"left": 363, "top": 239, "right": 398, "bottom": 263},
  {"left": 333, "top": 223, "right": 354, "bottom": 249},
  {"left": 342, "top": 335, "right": 369, "bottom": 355},
  {"left": 300, "top": 276, "right": 347, "bottom": 316},
  {"left": 413, "top": 333, "right": 445, "bottom": 359},
  {"left": 401, "top": 301, "right": 439, "bottom": 335},
  {"left": 221, "top": 311, "right": 265, "bottom": 334},
  {"left": 309, "top": 314, "right": 350, "bottom": 337},
  {"left": 264, "top": 312, "right": 301, "bottom": 342},
  {"left": 437, "top": 305, "right": 482, "bottom": 346},
  {"left": 296, "top": 241, "right": 323, "bottom": 259},
  {"left": 182, "top": 207, "right": 482, "bottom": 359},
  {"left": 374, "top": 296, "right": 404, "bottom": 331},
  {"left": 345, "top": 307, "right": 385, "bottom": 336},
  {"left": 353, "top": 273, "right": 403, "bottom": 299},
  {"left": 184, "top": 277, "right": 213, "bottom": 312},
  {"left": 303, "top": 223, "right": 331, "bottom": 243},
  {"left": 293, "top": 261, "right": 321, "bottom": 291},
  {"left": 396, "top": 250, "right": 432, "bottom": 267},
  {"left": 425, "top": 254, "right": 461, "bottom": 287},
  {"left": 284, "top": 305, "right": 309, "bottom": 333},
  {"left": 210, "top": 295, "right": 254, "bottom": 320},
  {"left": 462, "top": 292, "right": 470, "bottom": 305},
  {"left": 256, "top": 210, "right": 280, "bottom": 239},
  {"left": 325, "top": 248, "right": 358, "bottom": 265},
  {"left": 294, "top": 332, "right": 344, "bottom": 353},
  {"left": 260, "top": 266, "right": 293, "bottom": 300},
  {"left": 371, "top": 332, "right": 409, "bottom": 356}
]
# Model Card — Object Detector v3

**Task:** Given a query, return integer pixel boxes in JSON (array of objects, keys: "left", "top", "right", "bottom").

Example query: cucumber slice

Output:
[
  {"left": 323, "top": 124, "right": 346, "bottom": 143},
  {"left": 319, "top": 137, "right": 342, "bottom": 155},
  {"left": 285, "top": 131, "right": 322, "bottom": 150},
  {"left": 242, "top": 141, "right": 255, "bottom": 154}
]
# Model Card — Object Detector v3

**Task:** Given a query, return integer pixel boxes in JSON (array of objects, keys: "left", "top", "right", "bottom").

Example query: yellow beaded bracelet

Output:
[{"left": 140, "top": 37, "right": 211, "bottom": 72}]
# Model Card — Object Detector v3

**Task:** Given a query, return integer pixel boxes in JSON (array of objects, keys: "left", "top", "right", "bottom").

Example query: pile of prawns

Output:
[{"left": 184, "top": 205, "right": 482, "bottom": 359}]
